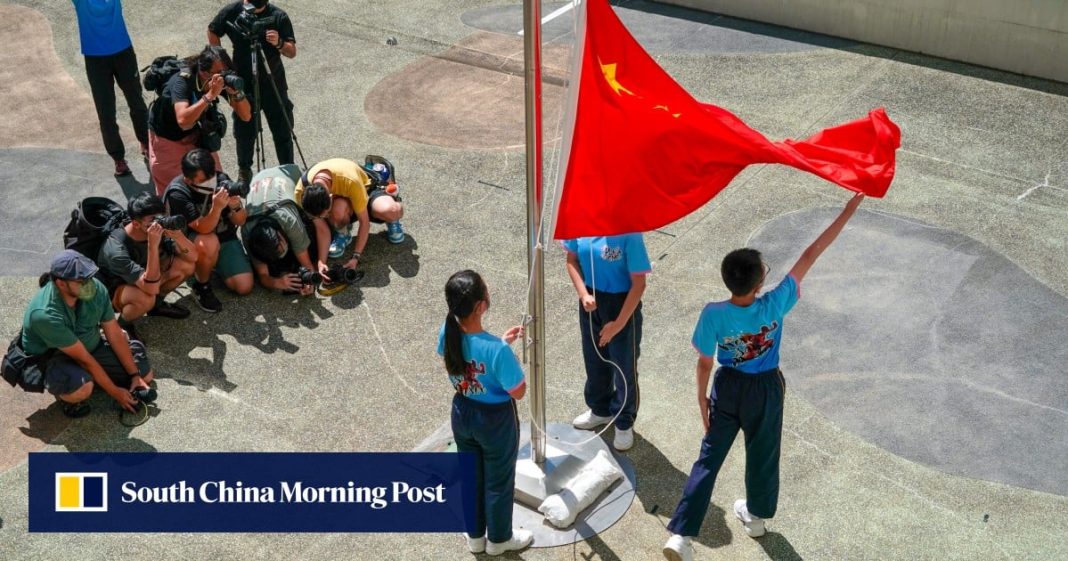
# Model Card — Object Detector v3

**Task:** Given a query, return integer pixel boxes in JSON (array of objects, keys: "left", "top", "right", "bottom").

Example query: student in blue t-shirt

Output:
[
  {"left": 562, "top": 234, "right": 651, "bottom": 451},
  {"left": 71, "top": 0, "right": 149, "bottom": 177},
  {"left": 662, "top": 194, "right": 864, "bottom": 561},
  {"left": 437, "top": 270, "right": 532, "bottom": 556}
]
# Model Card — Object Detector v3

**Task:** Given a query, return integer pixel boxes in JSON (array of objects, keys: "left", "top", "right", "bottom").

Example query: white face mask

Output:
[{"left": 196, "top": 176, "right": 218, "bottom": 190}]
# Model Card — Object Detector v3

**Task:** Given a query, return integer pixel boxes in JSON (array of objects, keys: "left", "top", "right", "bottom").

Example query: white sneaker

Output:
[
  {"left": 572, "top": 409, "right": 612, "bottom": 430},
  {"left": 466, "top": 535, "right": 485, "bottom": 553},
  {"left": 662, "top": 534, "right": 693, "bottom": 561},
  {"left": 613, "top": 428, "right": 634, "bottom": 451},
  {"left": 486, "top": 528, "right": 533, "bottom": 556},
  {"left": 733, "top": 499, "right": 766, "bottom": 537}
]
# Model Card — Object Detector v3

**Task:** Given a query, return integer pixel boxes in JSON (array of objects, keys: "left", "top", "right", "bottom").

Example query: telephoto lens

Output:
[{"left": 153, "top": 215, "right": 187, "bottom": 231}]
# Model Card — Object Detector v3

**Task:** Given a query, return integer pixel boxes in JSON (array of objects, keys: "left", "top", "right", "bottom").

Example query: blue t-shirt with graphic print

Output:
[
  {"left": 560, "top": 234, "right": 652, "bottom": 293},
  {"left": 692, "top": 274, "right": 801, "bottom": 374},
  {"left": 437, "top": 326, "right": 525, "bottom": 404}
]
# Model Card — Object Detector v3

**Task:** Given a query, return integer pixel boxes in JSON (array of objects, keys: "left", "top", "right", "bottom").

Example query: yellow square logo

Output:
[{"left": 54, "top": 472, "right": 108, "bottom": 512}]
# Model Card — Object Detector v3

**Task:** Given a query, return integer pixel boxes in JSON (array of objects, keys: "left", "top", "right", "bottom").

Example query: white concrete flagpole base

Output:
[{"left": 512, "top": 422, "right": 637, "bottom": 547}]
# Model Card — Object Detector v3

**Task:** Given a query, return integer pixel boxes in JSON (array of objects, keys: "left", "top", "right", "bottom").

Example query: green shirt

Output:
[
  {"left": 242, "top": 164, "right": 311, "bottom": 257},
  {"left": 21, "top": 278, "right": 115, "bottom": 356}
]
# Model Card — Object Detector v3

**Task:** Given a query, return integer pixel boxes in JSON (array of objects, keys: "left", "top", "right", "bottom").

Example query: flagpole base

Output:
[{"left": 512, "top": 422, "right": 636, "bottom": 547}]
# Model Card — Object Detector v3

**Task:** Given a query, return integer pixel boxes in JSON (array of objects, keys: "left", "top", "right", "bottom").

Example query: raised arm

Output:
[{"left": 788, "top": 193, "right": 864, "bottom": 283}]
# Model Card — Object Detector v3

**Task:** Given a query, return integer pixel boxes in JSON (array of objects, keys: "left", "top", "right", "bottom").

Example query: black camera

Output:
[
  {"left": 221, "top": 70, "right": 245, "bottom": 93},
  {"left": 218, "top": 178, "right": 250, "bottom": 198},
  {"left": 231, "top": 3, "right": 281, "bottom": 42},
  {"left": 327, "top": 265, "right": 364, "bottom": 285},
  {"left": 297, "top": 267, "right": 321, "bottom": 287},
  {"left": 153, "top": 215, "right": 187, "bottom": 231},
  {"left": 131, "top": 387, "right": 158, "bottom": 404},
  {"left": 197, "top": 105, "right": 228, "bottom": 153}
]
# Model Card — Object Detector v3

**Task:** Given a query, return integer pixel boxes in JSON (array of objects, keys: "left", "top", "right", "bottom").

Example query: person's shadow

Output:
[
  {"left": 114, "top": 171, "right": 153, "bottom": 201},
  {"left": 759, "top": 532, "right": 804, "bottom": 561},
  {"left": 138, "top": 283, "right": 333, "bottom": 393},
  {"left": 328, "top": 231, "right": 420, "bottom": 310},
  {"left": 628, "top": 430, "right": 732, "bottom": 549},
  {"left": 20, "top": 397, "right": 158, "bottom": 453}
]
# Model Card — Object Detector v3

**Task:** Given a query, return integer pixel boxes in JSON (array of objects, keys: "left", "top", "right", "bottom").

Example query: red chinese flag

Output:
[{"left": 552, "top": 0, "right": 901, "bottom": 239}]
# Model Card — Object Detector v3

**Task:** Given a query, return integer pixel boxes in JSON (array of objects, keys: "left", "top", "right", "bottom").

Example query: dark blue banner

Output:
[{"left": 30, "top": 452, "right": 475, "bottom": 532}]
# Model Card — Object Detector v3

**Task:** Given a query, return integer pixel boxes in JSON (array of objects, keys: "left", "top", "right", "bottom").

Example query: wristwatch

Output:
[{"left": 353, "top": 251, "right": 362, "bottom": 262}]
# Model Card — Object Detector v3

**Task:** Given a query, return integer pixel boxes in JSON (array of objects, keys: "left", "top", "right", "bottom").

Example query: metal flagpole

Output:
[
  {"left": 523, "top": 0, "right": 547, "bottom": 465},
  {"left": 512, "top": 1, "right": 637, "bottom": 541}
]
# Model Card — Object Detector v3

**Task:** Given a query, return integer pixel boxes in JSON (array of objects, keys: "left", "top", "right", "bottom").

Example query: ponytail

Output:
[
  {"left": 443, "top": 270, "right": 487, "bottom": 377},
  {"left": 443, "top": 312, "right": 466, "bottom": 377}
]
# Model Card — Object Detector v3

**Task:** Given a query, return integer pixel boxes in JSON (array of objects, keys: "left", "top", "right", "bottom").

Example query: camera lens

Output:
[
  {"left": 297, "top": 267, "right": 321, "bottom": 286},
  {"left": 154, "top": 215, "right": 187, "bottom": 231},
  {"left": 223, "top": 73, "right": 245, "bottom": 92},
  {"left": 220, "top": 179, "right": 250, "bottom": 198}
]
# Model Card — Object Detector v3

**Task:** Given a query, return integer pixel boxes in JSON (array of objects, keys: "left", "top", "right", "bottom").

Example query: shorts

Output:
[
  {"left": 216, "top": 238, "right": 253, "bottom": 280},
  {"left": 109, "top": 255, "right": 177, "bottom": 310},
  {"left": 43, "top": 337, "right": 152, "bottom": 396},
  {"left": 367, "top": 188, "right": 398, "bottom": 225},
  {"left": 188, "top": 233, "right": 253, "bottom": 280}
]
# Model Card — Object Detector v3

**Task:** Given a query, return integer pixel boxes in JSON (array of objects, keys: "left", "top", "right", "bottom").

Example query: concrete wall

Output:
[{"left": 657, "top": 0, "right": 1068, "bottom": 83}]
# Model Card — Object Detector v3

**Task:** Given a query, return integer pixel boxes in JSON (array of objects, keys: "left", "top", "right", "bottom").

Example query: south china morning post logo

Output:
[
  {"left": 119, "top": 479, "right": 445, "bottom": 509},
  {"left": 30, "top": 452, "right": 476, "bottom": 532},
  {"left": 54, "top": 472, "right": 108, "bottom": 512}
]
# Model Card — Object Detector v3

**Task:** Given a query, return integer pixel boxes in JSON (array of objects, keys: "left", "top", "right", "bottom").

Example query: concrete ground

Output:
[{"left": 1, "top": 1, "right": 1067, "bottom": 559}]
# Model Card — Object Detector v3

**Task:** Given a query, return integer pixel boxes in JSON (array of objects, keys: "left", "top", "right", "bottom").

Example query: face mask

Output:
[
  {"left": 196, "top": 176, "right": 218, "bottom": 190},
  {"left": 74, "top": 279, "right": 97, "bottom": 302}
]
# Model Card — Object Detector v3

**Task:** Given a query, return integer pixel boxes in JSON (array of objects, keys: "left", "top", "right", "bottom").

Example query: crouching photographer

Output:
[
  {"left": 294, "top": 158, "right": 407, "bottom": 281},
  {"left": 148, "top": 45, "right": 251, "bottom": 195},
  {"left": 97, "top": 193, "right": 198, "bottom": 324},
  {"left": 243, "top": 164, "right": 362, "bottom": 296},
  {"left": 163, "top": 149, "right": 254, "bottom": 313},
  {"left": 8, "top": 251, "right": 155, "bottom": 418}
]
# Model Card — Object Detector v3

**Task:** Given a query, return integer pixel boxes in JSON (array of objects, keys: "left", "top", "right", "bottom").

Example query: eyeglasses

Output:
[{"left": 761, "top": 263, "right": 770, "bottom": 283}]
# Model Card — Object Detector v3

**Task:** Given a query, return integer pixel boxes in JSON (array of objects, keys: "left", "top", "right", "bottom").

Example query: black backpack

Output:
[
  {"left": 142, "top": 55, "right": 183, "bottom": 96},
  {"left": 62, "top": 197, "right": 128, "bottom": 261}
]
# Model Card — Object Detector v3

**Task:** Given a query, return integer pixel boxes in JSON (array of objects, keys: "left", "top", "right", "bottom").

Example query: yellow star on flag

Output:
[
  {"left": 599, "top": 58, "right": 635, "bottom": 96},
  {"left": 654, "top": 105, "right": 683, "bottom": 119}
]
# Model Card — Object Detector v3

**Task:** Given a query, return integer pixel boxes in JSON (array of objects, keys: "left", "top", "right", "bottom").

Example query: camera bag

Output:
[
  {"left": 141, "top": 55, "right": 183, "bottom": 96},
  {"left": 2, "top": 330, "right": 46, "bottom": 393}
]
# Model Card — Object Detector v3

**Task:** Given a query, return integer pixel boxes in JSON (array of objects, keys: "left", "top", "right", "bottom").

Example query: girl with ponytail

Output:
[{"left": 437, "top": 270, "right": 532, "bottom": 556}]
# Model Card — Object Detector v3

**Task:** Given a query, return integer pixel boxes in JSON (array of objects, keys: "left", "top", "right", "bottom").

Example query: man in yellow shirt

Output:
[{"left": 295, "top": 158, "right": 405, "bottom": 279}]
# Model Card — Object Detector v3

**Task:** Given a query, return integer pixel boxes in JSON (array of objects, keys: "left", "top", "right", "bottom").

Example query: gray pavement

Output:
[{"left": 1, "top": 1, "right": 1066, "bottom": 560}]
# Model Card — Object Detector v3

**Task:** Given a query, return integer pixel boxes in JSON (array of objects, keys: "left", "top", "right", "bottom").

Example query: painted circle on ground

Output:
[{"left": 750, "top": 208, "right": 1068, "bottom": 496}]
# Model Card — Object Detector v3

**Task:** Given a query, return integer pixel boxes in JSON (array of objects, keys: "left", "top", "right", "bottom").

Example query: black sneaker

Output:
[
  {"left": 147, "top": 300, "right": 191, "bottom": 319},
  {"left": 238, "top": 167, "right": 253, "bottom": 183},
  {"left": 61, "top": 401, "right": 91, "bottom": 418},
  {"left": 193, "top": 282, "right": 222, "bottom": 313}
]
